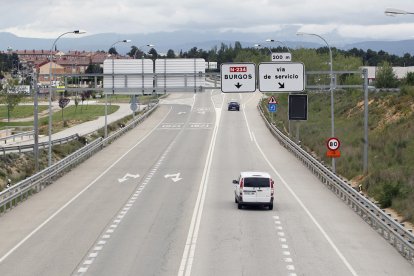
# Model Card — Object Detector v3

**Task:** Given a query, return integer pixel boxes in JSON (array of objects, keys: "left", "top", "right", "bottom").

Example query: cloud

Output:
[{"left": 1, "top": 0, "right": 414, "bottom": 42}]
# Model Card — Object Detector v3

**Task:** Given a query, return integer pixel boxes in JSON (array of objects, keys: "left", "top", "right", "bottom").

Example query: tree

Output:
[
  {"left": 403, "top": 72, "right": 414, "bottom": 86},
  {"left": 58, "top": 97, "right": 70, "bottom": 123},
  {"left": 148, "top": 48, "right": 158, "bottom": 60},
  {"left": 167, "top": 49, "right": 175, "bottom": 58},
  {"left": 108, "top": 47, "right": 118, "bottom": 55},
  {"left": 85, "top": 64, "right": 103, "bottom": 74},
  {"left": 375, "top": 61, "right": 398, "bottom": 88},
  {"left": 0, "top": 79, "right": 24, "bottom": 122}
]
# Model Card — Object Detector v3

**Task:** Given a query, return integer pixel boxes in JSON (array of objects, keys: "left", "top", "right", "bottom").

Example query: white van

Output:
[{"left": 233, "top": 171, "right": 274, "bottom": 210}]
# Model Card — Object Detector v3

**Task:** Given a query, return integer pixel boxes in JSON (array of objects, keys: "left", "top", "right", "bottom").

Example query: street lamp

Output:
[
  {"left": 133, "top": 44, "right": 155, "bottom": 59},
  {"left": 48, "top": 30, "right": 86, "bottom": 167},
  {"left": 132, "top": 44, "right": 154, "bottom": 115},
  {"left": 296, "top": 32, "right": 336, "bottom": 172},
  {"left": 254, "top": 43, "right": 272, "bottom": 55},
  {"left": 265, "top": 39, "right": 291, "bottom": 53},
  {"left": 105, "top": 39, "right": 131, "bottom": 138},
  {"left": 385, "top": 8, "right": 414, "bottom": 16}
]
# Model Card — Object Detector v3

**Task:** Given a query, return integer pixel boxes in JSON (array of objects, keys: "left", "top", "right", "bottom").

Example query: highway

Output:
[{"left": 0, "top": 90, "right": 413, "bottom": 276}]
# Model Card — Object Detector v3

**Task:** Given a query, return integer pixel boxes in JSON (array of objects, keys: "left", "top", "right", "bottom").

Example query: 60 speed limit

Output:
[{"left": 327, "top": 137, "right": 340, "bottom": 151}]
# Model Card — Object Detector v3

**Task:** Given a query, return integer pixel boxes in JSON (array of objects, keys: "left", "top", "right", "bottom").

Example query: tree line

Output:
[{"left": 122, "top": 42, "right": 414, "bottom": 67}]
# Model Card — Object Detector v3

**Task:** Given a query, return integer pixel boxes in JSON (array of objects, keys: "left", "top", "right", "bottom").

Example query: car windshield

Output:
[{"left": 243, "top": 177, "right": 269, "bottom": 188}]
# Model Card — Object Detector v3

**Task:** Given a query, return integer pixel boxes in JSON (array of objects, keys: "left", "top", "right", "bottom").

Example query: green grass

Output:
[
  {"left": 262, "top": 89, "right": 414, "bottom": 223},
  {"left": 0, "top": 104, "right": 119, "bottom": 134},
  {"left": 0, "top": 105, "right": 48, "bottom": 120}
]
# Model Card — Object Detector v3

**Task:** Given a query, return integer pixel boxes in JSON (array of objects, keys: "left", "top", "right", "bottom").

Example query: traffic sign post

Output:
[
  {"left": 220, "top": 63, "right": 256, "bottom": 93},
  {"left": 268, "top": 96, "right": 278, "bottom": 113},
  {"left": 326, "top": 137, "right": 341, "bottom": 158},
  {"left": 268, "top": 103, "right": 277, "bottom": 112},
  {"left": 258, "top": 62, "right": 305, "bottom": 93},
  {"left": 271, "top": 52, "right": 292, "bottom": 62}
]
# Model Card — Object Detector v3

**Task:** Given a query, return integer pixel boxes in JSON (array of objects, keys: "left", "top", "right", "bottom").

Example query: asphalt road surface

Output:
[{"left": 0, "top": 91, "right": 413, "bottom": 276}]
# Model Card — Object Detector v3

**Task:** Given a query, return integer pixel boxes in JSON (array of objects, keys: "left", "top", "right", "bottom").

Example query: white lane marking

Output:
[
  {"left": 253, "top": 131, "right": 358, "bottom": 276},
  {"left": 76, "top": 136, "right": 177, "bottom": 275},
  {"left": 273, "top": 214, "right": 296, "bottom": 273},
  {"left": 83, "top": 259, "right": 93, "bottom": 265},
  {"left": 164, "top": 173, "right": 183, "bottom": 182},
  {"left": 287, "top": 265, "right": 296, "bottom": 271},
  {"left": 242, "top": 103, "right": 254, "bottom": 141},
  {"left": 118, "top": 173, "right": 140, "bottom": 183},
  {"left": 77, "top": 267, "right": 88, "bottom": 273},
  {"left": 0, "top": 107, "right": 174, "bottom": 264},
  {"left": 178, "top": 106, "right": 222, "bottom": 276}
]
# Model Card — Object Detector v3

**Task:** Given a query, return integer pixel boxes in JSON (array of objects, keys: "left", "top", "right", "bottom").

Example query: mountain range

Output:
[{"left": 1, "top": 31, "right": 414, "bottom": 57}]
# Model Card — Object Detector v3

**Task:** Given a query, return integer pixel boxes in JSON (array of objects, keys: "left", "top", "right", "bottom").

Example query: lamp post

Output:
[
  {"left": 254, "top": 43, "right": 272, "bottom": 56},
  {"left": 296, "top": 32, "right": 336, "bottom": 173},
  {"left": 385, "top": 8, "right": 414, "bottom": 16},
  {"left": 133, "top": 44, "right": 154, "bottom": 59},
  {"left": 132, "top": 44, "right": 154, "bottom": 115},
  {"left": 48, "top": 30, "right": 85, "bottom": 167},
  {"left": 265, "top": 39, "right": 291, "bottom": 53},
  {"left": 105, "top": 39, "right": 131, "bottom": 138},
  {"left": 265, "top": 39, "right": 294, "bottom": 136}
]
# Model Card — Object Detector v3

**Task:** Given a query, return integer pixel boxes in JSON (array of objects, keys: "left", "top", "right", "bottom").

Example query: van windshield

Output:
[{"left": 243, "top": 177, "right": 269, "bottom": 188}]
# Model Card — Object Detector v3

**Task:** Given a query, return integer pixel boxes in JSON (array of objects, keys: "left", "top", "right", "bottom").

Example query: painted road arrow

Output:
[
  {"left": 178, "top": 111, "right": 186, "bottom": 115},
  {"left": 278, "top": 82, "right": 285, "bottom": 89},
  {"left": 164, "top": 173, "right": 183, "bottom": 182},
  {"left": 118, "top": 173, "right": 140, "bottom": 183},
  {"left": 235, "top": 82, "right": 243, "bottom": 89}
]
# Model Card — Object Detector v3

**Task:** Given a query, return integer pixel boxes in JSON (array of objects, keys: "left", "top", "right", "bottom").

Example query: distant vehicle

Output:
[
  {"left": 233, "top": 171, "right": 274, "bottom": 210},
  {"left": 228, "top": 101, "right": 240, "bottom": 111}
]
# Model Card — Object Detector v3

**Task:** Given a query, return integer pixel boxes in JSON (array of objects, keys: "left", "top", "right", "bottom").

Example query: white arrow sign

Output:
[
  {"left": 178, "top": 112, "right": 186, "bottom": 115},
  {"left": 118, "top": 173, "right": 140, "bottom": 183},
  {"left": 164, "top": 173, "right": 183, "bottom": 182}
]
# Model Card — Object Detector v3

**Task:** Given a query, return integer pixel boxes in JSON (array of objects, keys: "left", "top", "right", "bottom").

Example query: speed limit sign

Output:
[{"left": 327, "top": 137, "right": 340, "bottom": 151}]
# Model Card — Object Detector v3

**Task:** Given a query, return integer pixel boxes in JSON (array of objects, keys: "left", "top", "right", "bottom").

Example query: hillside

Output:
[{"left": 265, "top": 87, "right": 414, "bottom": 224}]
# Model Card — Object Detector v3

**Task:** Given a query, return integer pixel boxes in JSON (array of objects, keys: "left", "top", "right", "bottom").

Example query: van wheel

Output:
[
  {"left": 238, "top": 203, "right": 242, "bottom": 209},
  {"left": 268, "top": 204, "right": 273, "bottom": 210}
]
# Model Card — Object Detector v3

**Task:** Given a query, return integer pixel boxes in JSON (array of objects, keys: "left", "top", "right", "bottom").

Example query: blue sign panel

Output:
[{"left": 268, "top": 103, "right": 277, "bottom": 113}]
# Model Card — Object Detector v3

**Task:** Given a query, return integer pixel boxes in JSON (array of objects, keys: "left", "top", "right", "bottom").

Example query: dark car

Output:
[{"left": 228, "top": 101, "right": 240, "bottom": 111}]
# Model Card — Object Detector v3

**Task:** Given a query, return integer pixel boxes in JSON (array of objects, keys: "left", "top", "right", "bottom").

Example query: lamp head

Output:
[
  {"left": 265, "top": 39, "right": 274, "bottom": 42},
  {"left": 385, "top": 8, "right": 407, "bottom": 16},
  {"left": 73, "top": 30, "right": 87, "bottom": 34},
  {"left": 254, "top": 44, "right": 261, "bottom": 47}
]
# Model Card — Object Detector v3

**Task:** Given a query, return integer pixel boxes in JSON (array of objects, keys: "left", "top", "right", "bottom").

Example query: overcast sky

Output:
[{"left": 1, "top": 0, "right": 414, "bottom": 41}]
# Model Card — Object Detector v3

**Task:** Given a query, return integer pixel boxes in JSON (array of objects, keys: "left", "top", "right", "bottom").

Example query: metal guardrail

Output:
[
  {"left": 0, "top": 130, "right": 34, "bottom": 144},
  {"left": 258, "top": 104, "right": 414, "bottom": 264},
  {"left": 0, "top": 134, "right": 79, "bottom": 154},
  {"left": 0, "top": 102, "right": 159, "bottom": 213}
]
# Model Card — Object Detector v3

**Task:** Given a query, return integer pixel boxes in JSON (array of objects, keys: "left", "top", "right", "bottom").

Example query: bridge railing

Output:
[
  {"left": 0, "top": 130, "right": 34, "bottom": 144},
  {"left": 0, "top": 134, "right": 79, "bottom": 154},
  {"left": 258, "top": 104, "right": 414, "bottom": 264}
]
